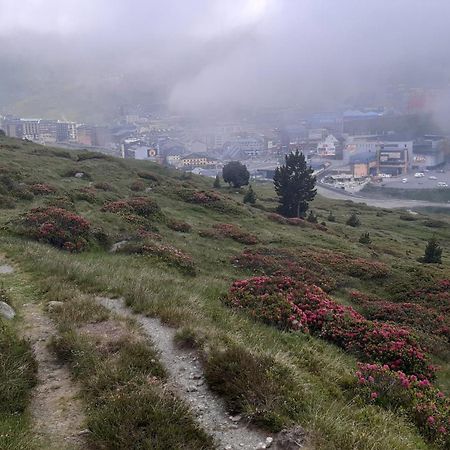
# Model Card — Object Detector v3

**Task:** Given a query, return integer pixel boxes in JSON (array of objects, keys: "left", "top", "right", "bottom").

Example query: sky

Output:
[{"left": 1, "top": 0, "right": 450, "bottom": 121}]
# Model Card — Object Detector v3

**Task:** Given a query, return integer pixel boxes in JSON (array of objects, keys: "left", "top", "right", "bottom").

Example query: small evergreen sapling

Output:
[
  {"left": 213, "top": 175, "right": 221, "bottom": 189},
  {"left": 327, "top": 211, "right": 336, "bottom": 222},
  {"left": 243, "top": 185, "right": 256, "bottom": 204},
  {"left": 359, "top": 232, "right": 371, "bottom": 245},
  {"left": 421, "top": 236, "right": 442, "bottom": 263},
  {"left": 346, "top": 212, "right": 361, "bottom": 227}
]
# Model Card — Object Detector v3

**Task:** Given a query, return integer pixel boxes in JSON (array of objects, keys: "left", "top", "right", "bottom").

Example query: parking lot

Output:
[{"left": 377, "top": 165, "right": 449, "bottom": 190}]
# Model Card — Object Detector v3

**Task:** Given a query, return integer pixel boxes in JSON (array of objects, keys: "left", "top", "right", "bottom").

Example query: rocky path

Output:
[
  {"left": 96, "top": 296, "right": 272, "bottom": 450},
  {"left": 21, "top": 302, "right": 88, "bottom": 449}
]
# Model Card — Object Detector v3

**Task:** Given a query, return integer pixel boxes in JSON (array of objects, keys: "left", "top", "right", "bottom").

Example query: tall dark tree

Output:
[
  {"left": 273, "top": 150, "right": 316, "bottom": 218},
  {"left": 222, "top": 161, "right": 250, "bottom": 188}
]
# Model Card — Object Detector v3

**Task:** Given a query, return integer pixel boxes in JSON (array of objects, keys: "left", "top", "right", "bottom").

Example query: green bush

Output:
[{"left": 204, "top": 345, "right": 307, "bottom": 431}]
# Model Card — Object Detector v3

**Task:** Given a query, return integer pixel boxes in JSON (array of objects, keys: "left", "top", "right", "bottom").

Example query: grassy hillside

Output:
[{"left": 0, "top": 135, "right": 449, "bottom": 449}]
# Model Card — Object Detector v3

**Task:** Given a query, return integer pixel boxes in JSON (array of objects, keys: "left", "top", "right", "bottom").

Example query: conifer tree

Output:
[
  {"left": 213, "top": 174, "right": 221, "bottom": 188},
  {"left": 243, "top": 185, "right": 256, "bottom": 204},
  {"left": 273, "top": 150, "right": 316, "bottom": 217},
  {"left": 421, "top": 236, "right": 442, "bottom": 263}
]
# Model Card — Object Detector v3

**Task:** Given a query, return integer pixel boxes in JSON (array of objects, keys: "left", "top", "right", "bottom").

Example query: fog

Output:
[{"left": 1, "top": 0, "right": 450, "bottom": 122}]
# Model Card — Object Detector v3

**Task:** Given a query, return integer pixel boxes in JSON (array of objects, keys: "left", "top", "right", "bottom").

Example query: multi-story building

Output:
[
  {"left": 56, "top": 121, "right": 77, "bottom": 142},
  {"left": 38, "top": 120, "right": 58, "bottom": 144},
  {"left": 21, "top": 119, "right": 40, "bottom": 140}
]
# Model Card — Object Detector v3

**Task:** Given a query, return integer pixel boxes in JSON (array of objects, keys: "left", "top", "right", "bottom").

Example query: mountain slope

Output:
[{"left": 0, "top": 136, "right": 449, "bottom": 449}]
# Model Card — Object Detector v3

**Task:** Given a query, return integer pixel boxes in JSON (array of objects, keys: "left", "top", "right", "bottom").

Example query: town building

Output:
[
  {"left": 21, "top": 119, "right": 40, "bottom": 140},
  {"left": 412, "top": 136, "right": 447, "bottom": 169},
  {"left": 377, "top": 141, "right": 412, "bottom": 175},
  {"left": 181, "top": 153, "right": 218, "bottom": 168}
]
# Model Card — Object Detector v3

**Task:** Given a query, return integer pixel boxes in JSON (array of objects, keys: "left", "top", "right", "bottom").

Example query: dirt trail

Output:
[
  {"left": 96, "top": 296, "right": 271, "bottom": 450},
  {"left": 21, "top": 302, "right": 88, "bottom": 450}
]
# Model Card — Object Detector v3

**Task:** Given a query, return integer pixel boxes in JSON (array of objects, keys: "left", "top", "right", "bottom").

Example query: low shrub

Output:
[
  {"left": 204, "top": 345, "right": 307, "bottom": 431},
  {"left": 117, "top": 240, "right": 195, "bottom": 275},
  {"left": 355, "top": 363, "right": 449, "bottom": 448},
  {"left": 225, "top": 276, "right": 433, "bottom": 377},
  {"left": 350, "top": 290, "right": 449, "bottom": 342},
  {"left": 102, "top": 196, "right": 161, "bottom": 218},
  {"left": 71, "top": 187, "right": 97, "bottom": 203},
  {"left": 29, "top": 183, "right": 57, "bottom": 195},
  {"left": 130, "top": 180, "right": 146, "bottom": 192},
  {"left": 167, "top": 219, "right": 192, "bottom": 233},
  {"left": 232, "top": 248, "right": 336, "bottom": 291},
  {"left": 137, "top": 171, "right": 160, "bottom": 182},
  {"left": 15, "top": 206, "right": 91, "bottom": 252},
  {"left": 177, "top": 189, "right": 240, "bottom": 214},
  {"left": 94, "top": 181, "right": 114, "bottom": 191}
]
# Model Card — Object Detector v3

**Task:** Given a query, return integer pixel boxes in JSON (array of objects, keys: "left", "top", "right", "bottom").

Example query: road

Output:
[{"left": 317, "top": 184, "right": 450, "bottom": 210}]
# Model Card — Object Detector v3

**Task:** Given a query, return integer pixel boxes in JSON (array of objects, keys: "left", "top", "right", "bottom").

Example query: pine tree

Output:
[
  {"left": 243, "top": 185, "right": 256, "bottom": 204},
  {"left": 346, "top": 212, "right": 361, "bottom": 227},
  {"left": 213, "top": 174, "right": 221, "bottom": 188},
  {"left": 327, "top": 211, "right": 336, "bottom": 222},
  {"left": 273, "top": 150, "right": 316, "bottom": 218},
  {"left": 421, "top": 236, "right": 442, "bottom": 263}
]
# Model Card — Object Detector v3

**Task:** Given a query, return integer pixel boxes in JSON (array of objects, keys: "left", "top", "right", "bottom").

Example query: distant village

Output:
[{"left": 2, "top": 91, "right": 449, "bottom": 188}]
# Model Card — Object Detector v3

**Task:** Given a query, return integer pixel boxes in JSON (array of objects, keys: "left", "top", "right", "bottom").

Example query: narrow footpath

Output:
[{"left": 96, "top": 296, "right": 272, "bottom": 450}]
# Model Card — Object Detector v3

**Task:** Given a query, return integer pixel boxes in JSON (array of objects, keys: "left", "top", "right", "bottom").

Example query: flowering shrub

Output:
[
  {"left": 232, "top": 248, "right": 336, "bottom": 291},
  {"left": 225, "top": 276, "right": 433, "bottom": 377},
  {"left": 117, "top": 240, "right": 195, "bottom": 274},
  {"left": 71, "top": 187, "right": 97, "bottom": 203},
  {"left": 167, "top": 219, "right": 192, "bottom": 233},
  {"left": 130, "top": 180, "right": 146, "bottom": 192},
  {"left": 176, "top": 189, "right": 240, "bottom": 214},
  {"left": 400, "top": 280, "right": 450, "bottom": 314},
  {"left": 16, "top": 207, "right": 90, "bottom": 251},
  {"left": 350, "top": 290, "right": 449, "bottom": 342},
  {"left": 94, "top": 181, "right": 114, "bottom": 191},
  {"left": 102, "top": 197, "right": 161, "bottom": 218},
  {"left": 355, "top": 363, "right": 449, "bottom": 447},
  {"left": 299, "top": 249, "right": 390, "bottom": 279},
  {"left": 29, "top": 183, "right": 56, "bottom": 195},
  {"left": 200, "top": 223, "right": 258, "bottom": 245}
]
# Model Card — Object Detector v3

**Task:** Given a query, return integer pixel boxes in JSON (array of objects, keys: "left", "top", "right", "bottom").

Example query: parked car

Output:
[
  {"left": 428, "top": 176, "right": 437, "bottom": 180},
  {"left": 414, "top": 172, "right": 425, "bottom": 178},
  {"left": 402, "top": 178, "right": 408, "bottom": 183},
  {"left": 437, "top": 182, "right": 448, "bottom": 188}
]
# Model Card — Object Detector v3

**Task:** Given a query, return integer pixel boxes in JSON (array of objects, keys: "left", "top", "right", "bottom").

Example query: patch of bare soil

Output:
[{"left": 21, "top": 303, "right": 88, "bottom": 450}]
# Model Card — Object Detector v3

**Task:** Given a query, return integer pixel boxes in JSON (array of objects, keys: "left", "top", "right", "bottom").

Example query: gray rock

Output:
[
  {"left": 74, "top": 172, "right": 85, "bottom": 178},
  {"left": 110, "top": 240, "right": 128, "bottom": 253},
  {"left": 273, "top": 426, "right": 306, "bottom": 450},
  {"left": 0, "top": 301, "right": 15, "bottom": 320},
  {"left": 47, "top": 301, "right": 64, "bottom": 312},
  {"left": 0, "top": 264, "right": 14, "bottom": 274}
]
